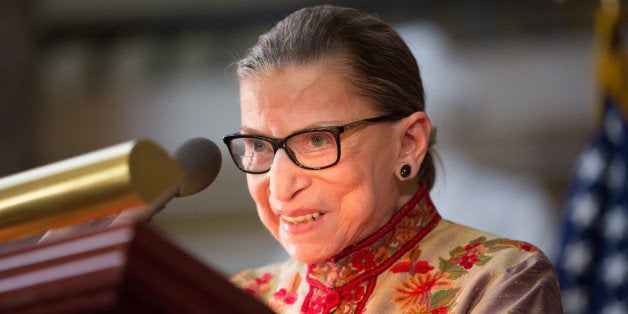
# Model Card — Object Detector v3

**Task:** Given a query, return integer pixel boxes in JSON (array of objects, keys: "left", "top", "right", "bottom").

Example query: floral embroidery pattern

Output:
[
  {"left": 351, "top": 250, "right": 376, "bottom": 272},
  {"left": 273, "top": 288, "right": 298, "bottom": 304},
  {"left": 391, "top": 260, "right": 435, "bottom": 274},
  {"left": 440, "top": 237, "right": 539, "bottom": 281},
  {"left": 304, "top": 287, "right": 343, "bottom": 314},
  {"left": 391, "top": 270, "right": 454, "bottom": 312},
  {"left": 342, "top": 285, "right": 366, "bottom": 302},
  {"left": 231, "top": 271, "right": 274, "bottom": 299},
  {"left": 303, "top": 281, "right": 372, "bottom": 314},
  {"left": 390, "top": 236, "right": 539, "bottom": 313},
  {"left": 231, "top": 271, "right": 302, "bottom": 312}
]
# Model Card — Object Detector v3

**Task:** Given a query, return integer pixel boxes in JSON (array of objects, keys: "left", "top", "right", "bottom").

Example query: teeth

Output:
[{"left": 282, "top": 212, "right": 323, "bottom": 224}]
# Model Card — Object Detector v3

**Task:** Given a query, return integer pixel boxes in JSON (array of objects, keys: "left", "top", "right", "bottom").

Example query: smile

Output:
[{"left": 281, "top": 212, "right": 325, "bottom": 224}]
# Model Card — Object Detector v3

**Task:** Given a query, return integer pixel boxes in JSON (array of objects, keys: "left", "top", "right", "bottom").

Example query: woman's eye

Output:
[
  {"left": 310, "top": 135, "right": 327, "bottom": 147},
  {"left": 306, "top": 132, "right": 334, "bottom": 148},
  {"left": 253, "top": 140, "right": 265, "bottom": 151},
  {"left": 287, "top": 131, "right": 334, "bottom": 153}
]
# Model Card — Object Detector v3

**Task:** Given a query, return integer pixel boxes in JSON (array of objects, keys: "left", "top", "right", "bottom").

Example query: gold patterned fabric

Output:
[{"left": 232, "top": 186, "right": 563, "bottom": 313}]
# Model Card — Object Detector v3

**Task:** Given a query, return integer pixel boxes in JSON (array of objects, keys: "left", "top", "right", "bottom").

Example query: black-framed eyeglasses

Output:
[{"left": 223, "top": 114, "right": 402, "bottom": 174}]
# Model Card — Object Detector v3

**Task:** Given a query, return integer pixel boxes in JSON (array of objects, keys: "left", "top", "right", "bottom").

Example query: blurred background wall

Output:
[{"left": 2, "top": 0, "right": 599, "bottom": 277}]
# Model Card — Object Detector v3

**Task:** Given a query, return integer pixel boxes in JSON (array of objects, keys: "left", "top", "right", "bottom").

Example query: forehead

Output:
[{"left": 239, "top": 64, "right": 373, "bottom": 135}]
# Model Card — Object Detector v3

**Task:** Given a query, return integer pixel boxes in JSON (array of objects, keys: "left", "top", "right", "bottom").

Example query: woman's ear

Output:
[{"left": 397, "top": 111, "right": 431, "bottom": 165}]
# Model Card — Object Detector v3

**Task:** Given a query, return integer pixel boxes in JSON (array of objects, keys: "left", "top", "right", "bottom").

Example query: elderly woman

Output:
[{"left": 223, "top": 5, "right": 562, "bottom": 313}]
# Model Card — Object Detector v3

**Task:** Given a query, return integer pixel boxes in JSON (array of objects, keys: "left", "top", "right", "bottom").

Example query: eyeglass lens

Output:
[{"left": 228, "top": 130, "right": 339, "bottom": 173}]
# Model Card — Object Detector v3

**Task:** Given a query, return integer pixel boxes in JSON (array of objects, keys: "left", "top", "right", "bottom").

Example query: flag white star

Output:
[
  {"left": 571, "top": 192, "right": 599, "bottom": 229},
  {"left": 563, "top": 240, "right": 593, "bottom": 275},
  {"left": 577, "top": 148, "right": 605, "bottom": 184},
  {"left": 604, "top": 205, "right": 627, "bottom": 241},
  {"left": 562, "top": 287, "right": 588, "bottom": 313},
  {"left": 602, "top": 252, "right": 627, "bottom": 288},
  {"left": 601, "top": 299, "right": 627, "bottom": 314}
]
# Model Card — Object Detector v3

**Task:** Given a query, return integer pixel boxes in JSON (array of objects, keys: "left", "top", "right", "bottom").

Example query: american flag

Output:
[
  {"left": 556, "top": 97, "right": 628, "bottom": 313},
  {"left": 555, "top": 2, "right": 627, "bottom": 313}
]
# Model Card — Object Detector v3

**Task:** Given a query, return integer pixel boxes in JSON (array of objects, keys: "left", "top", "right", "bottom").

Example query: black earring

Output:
[{"left": 398, "top": 164, "right": 412, "bottom": 180}]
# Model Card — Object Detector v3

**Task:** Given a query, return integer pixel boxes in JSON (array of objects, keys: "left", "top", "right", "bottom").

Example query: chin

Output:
[
  {"left": 285, "top": 245, "right": 331, "bottom": 265},
  {"left": 292, "top": 255, "right": 327, "bottom": 265}
]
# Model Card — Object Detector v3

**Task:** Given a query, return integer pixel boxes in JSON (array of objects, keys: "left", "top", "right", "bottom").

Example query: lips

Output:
[{"left": 280, "top": 212, "right": 325, "bottom": 224}]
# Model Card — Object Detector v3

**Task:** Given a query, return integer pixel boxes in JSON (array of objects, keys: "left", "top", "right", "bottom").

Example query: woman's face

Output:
[{"left": 239, "top": 64, "right": 407, "bottom": 264}]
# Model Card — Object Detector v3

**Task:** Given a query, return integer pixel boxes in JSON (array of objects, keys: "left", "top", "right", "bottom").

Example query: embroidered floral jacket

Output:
[{"left": 231, "top": 187, "right": 563, "bottom": 313}]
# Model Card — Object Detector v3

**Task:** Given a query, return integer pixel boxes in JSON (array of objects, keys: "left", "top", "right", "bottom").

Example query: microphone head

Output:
[{"left": 171, "top": 138, "right": 222, "bottom": 197}]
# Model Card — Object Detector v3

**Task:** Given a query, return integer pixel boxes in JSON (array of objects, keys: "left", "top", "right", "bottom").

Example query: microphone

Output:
[
  {"left": 0, "top": 138, "right": 222, "bottom": 244},
  {"left": 108, "top": 138, "right": 222, "bottom": 224},
  {"left": 171, "top": 137, "right": 222, "bottom": 198}
]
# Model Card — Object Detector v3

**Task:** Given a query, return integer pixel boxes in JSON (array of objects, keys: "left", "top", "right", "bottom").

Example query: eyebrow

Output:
[
  {"left": 238, "top": 126, "right": 261, "bottom": 135},
  {"left": 239, "top": 120, "right": 344, "bottom": 136}
]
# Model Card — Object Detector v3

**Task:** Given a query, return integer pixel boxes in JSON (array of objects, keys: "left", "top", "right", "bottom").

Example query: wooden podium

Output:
[{"left": 0, "top": 223, "right": 274, "bottom": 313}]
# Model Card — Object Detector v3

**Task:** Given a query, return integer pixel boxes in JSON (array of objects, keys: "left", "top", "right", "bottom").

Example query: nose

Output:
[{"left": 268, "top": 149, "right": 308, "bottom": 202}]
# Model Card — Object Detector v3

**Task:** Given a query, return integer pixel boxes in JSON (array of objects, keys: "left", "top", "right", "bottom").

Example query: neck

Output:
[{"left": 396, "top": 180, "right": 420, "bottom": 211}]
